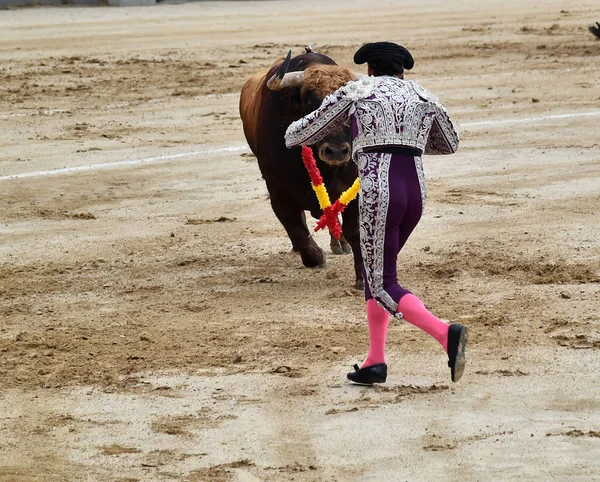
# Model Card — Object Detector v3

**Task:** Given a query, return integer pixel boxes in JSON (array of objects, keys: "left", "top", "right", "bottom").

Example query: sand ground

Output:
[{"left": 1, "top": 1, "right": 600, "bottom": 480}]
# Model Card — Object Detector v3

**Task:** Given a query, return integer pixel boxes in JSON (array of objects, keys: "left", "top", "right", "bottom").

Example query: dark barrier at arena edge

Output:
[
  {"left": 0, "top": 0, "right": 201, "bottom": 7},
  {"left": 2, "top": 0, "right": 262, "bottom": 6}
]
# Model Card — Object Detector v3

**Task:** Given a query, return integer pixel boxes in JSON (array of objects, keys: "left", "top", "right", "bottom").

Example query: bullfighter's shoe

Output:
[
  {"left": 448, "top": 324, "right": 468, "bottom": 382},
  {"left": 347, "top": 363, "right": 387, "bottom": 385}
]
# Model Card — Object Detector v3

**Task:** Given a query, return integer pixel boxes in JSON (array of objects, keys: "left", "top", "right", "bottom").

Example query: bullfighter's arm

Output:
[
  {"left": 409, "top": 81, "right": 460, "bottom": 155},
  {"left": 424, "top": 104, "right": 460, "bottom": 155},
  {"left": 284, "top": 90, "right": 353, "bottom": 148}
]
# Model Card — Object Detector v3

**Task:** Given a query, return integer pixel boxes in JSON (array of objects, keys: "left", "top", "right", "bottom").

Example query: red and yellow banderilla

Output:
[{"left": 301, "top": 145, "right": 360, "bottom": 240}]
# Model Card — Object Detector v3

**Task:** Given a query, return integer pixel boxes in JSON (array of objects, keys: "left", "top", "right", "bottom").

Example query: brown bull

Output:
[{"left": 239, "top": 48, "right": 363, "bottom": 289}]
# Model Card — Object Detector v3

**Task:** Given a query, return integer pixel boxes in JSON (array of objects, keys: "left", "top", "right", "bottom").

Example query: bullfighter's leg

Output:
[
  {"left": 357, "top": 152, "right": 414, "bottom": 313},
  {"left": 349, "top": 152, "right": 467, "bottom": 383},
  {"left": 268, "top": 186, "right": 325, "bottom": 268}
]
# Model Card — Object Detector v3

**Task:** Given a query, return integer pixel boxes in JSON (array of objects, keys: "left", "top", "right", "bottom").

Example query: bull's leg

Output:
[
  {"left": 330, "top": 232, "right": 344, "bottom": 255},
  {"left": 339, "top": 233, "right": 353, "bottom": 254},
  {"left": 330, "top": 232, "right": 353, "bottom": 255},
  {"left": 341, "top": 200, "right": 364, "bottom": 290},
  {"left": 269, "top": 188, "right": 325, "bottom": 268}
]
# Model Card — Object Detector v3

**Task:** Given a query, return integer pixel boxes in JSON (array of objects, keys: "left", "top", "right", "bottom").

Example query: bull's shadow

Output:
[{"left": 240, "top": 48, "right": 364, "bottom": 290}]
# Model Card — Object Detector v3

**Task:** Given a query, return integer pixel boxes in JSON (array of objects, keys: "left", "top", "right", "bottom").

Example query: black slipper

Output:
[
  {"left": 448, "top": 324, "right": 468, "bottom": 382},
  {"left": 347, "top": 363, "right": 387, "bottom": 385}
]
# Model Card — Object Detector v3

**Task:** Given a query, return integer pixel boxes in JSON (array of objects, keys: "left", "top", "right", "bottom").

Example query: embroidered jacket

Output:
[{"left": 285, "top": 75, "right": 459, "bottom": 158}]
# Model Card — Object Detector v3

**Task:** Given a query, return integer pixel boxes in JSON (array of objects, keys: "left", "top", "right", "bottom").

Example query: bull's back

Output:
[{"left": 239, "top": 70, "right": 268, "bottom": 155}]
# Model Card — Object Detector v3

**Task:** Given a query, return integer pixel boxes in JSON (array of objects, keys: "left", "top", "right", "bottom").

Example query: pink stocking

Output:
[
  {"left": 361, "top": 299, "right": 390, "bottom": 368},
  {"left": 397, "top": 294, "right": 450, "bottom": 353}
]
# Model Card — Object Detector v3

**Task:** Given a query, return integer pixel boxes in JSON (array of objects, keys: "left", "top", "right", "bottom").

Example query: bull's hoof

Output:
[
  {"left": 300, "top": 247, "right": 325, "bottom": 268},
  {"left": 330, "top": 241, "right": 353, "bottom": 255},
  {"left": 330, "top": 234, "right": 353, "bottom": 255},
  {"left": 330, "top": 241, "right": 344, "bottom": 255},
  {"left": 354, "top": 279, "right": 365, "bottom": 291}
]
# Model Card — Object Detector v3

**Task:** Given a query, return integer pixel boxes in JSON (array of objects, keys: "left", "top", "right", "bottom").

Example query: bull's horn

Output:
[
  {"left": 266, "top": 50, "right": 304, "bottom": 90},
  {"left": 267, "top": 50, "right": 291, "bottom": 90}
]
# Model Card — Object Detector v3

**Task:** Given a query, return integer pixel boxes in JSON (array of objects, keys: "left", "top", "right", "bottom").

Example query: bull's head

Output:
[{"left": 267, "top": 50, "right": 357, "bottom": 166}]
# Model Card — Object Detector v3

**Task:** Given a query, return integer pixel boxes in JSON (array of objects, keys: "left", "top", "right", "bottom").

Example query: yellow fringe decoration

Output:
[
  {"left": 313, "top": 183, "right": 331, "bottom": 209},
  {"left": 338, "top": 178, "right": 360, "bottom": 206}
]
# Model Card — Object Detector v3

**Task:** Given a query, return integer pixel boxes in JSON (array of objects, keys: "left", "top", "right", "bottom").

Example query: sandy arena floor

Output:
[{"left": 1, "top": 0, "right": 600, "bottom": 480}]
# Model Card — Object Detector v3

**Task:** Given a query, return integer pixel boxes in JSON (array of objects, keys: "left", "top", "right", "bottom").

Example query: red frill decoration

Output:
[
  {"left": 314, "top": 199, "right": 353, "bottom": 240},
  {"left": 301, "top": 145, "right": 350, "bottom": 240},
  {"left": 302, "top": 146, "right": 346, "bottom": 239},
  {"left": 301, "top": 145, "right": 323, "bottom": 186},
  {"left": 315, "top": 205, "right": 342, "bottom": 239}
]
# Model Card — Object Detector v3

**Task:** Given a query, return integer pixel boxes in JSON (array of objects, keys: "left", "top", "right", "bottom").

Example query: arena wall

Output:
[{"left": 0, "top": 0, "right": 157, "bottom": 6}]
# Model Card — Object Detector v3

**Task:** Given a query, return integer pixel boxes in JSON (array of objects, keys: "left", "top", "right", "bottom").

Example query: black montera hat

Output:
[{"left": 354, "top": 42, "right": 414, "bottom": 75}]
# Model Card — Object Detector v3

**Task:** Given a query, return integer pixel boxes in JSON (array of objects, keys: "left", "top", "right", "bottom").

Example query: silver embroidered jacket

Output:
[{"left": 284, "top": 75, "right": 459, "bottom": 158}]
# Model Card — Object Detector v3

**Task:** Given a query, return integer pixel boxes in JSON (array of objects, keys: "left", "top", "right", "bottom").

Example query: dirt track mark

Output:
[
  {"left": 185, "top": 216, "right": 237, "bottom": 225},
  {"left": 439, "top": 188, "right": 517, "bottom": 206},
  {"left": 546, "top": 429, "right": 600, "bottom": 438},
  {"left": 0, "top": 53, "right": 269, "bottom": 110},
  {"left": 422, "top": 429, "right": 517, "bottom": 454},
  {"left": 474, "top": 369, "right": 529, "bottom": 376},
  {"left": 32, "top": 208, "right": 97, "bottom": 220},
  {"left": 150, "top": 409, "right": 235, "bottom": 437},
  {"left": 417, "top": 242, "right": 600, "bottom": 285},
  {"left": 187, "top": 460, "right": 254, "bottom": 482},
  {"left": 423, "top": 442, "right": 456, "bottom": 452},
  {"left": 326, "top": 384, "right": 449, "bottom": 415},
  {"left": 553, "top": 334, "right": 600, "bottom": 350},
  {"left": 100, "top": 444, "right": 142, "bottom": 455}
]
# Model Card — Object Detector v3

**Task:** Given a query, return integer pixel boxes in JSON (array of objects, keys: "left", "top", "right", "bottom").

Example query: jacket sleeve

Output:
[
  {"left": 410, "top": 81, "right": 460, "bottom": 155},
  {"left": 424, "top": 102, "right": 460, "bottom": 155},
  {"left": 285, "top": 89, "right": 353, "bottom": 148}
]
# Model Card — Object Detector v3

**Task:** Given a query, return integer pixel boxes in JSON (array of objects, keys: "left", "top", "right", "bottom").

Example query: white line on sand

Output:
[
  {"left": 0, "top": 146, "right": 249, "bottom": 182},
  {"left": 1, "top": 111, "right": 598, "bottom": 182},
  {"left": 462, "top": 111, "right": 600, "bottom": 128}
]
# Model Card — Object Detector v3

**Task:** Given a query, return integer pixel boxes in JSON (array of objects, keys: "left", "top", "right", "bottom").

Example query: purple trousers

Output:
[{"left": 357, "top": 151, "right": 427, "bottom": 315}]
